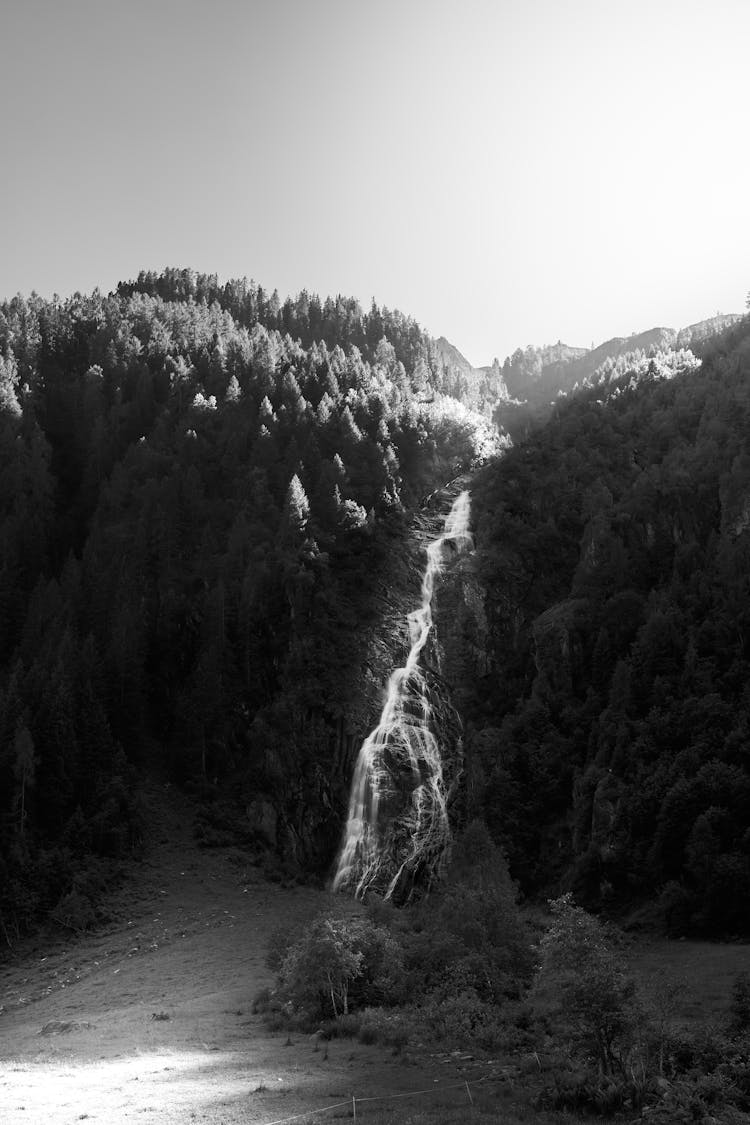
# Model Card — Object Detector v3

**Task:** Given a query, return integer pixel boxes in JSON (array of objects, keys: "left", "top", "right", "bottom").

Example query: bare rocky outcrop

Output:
[
  {"left": 432, "top": 554, "right": 489, "bottom": 716},
  {"left": 531, "top": 598, "right": 591, "bottom": 700}
]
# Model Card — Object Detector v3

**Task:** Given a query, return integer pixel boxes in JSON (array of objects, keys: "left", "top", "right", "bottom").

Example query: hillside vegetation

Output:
[
  {"left": 469, "top": 313, "right": 750, "bottom": 935},
  {"left": 496, "top": 314, "right": 742, "bottom": 407},
  {"left": 0, "top": 268, "right": 497, "bottom": 941}
]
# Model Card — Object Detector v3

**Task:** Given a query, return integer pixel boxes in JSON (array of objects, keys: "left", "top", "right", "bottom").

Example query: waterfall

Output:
[{"left": 333, "top": 489, "right": 473, "bottom": 900}]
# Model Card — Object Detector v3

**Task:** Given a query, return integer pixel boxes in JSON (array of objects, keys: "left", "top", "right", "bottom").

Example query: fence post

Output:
[
  {"left": 465, "top": 1080, "right": 474, "bottom": 1105},
  {"left": 352, "top": 1094, "right": 356, "bottom": 1120}
]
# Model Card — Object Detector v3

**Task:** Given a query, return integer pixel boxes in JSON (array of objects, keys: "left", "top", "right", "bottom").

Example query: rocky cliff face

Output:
[
  {"left": 356, "top": 480, "right": 473, "bottom": 898},
  {"left": 247, "top": 483, "right": 475, "bottom": 879},
  {"left": 242, "top": 524, "right": 422, "bottom": 871},
  {"left": 432, "top": 552, "right": 490, "bottom": 713},
  {"left": 531, "top": 598, "right": 591, "bottom": 700}
]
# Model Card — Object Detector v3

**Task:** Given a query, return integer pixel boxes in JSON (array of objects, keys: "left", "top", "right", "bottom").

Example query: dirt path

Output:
[{"left": 0, "top": 781, "right": 483, "bottom": 1124}]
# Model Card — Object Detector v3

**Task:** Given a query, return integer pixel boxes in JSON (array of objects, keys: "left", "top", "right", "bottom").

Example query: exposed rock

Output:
[
  {"left": 260, "top": 480, "right": 474, "bottom": 878},
  {"left": 531, "top": 598, "right": 591, "bottom": 699},
  {"left": 332, "top": 482, "right": 472, "bottom": 901},
  {"left": 371, "top": 665, "right": 464, "bottom": 903},
  {"left": 433, "top": 555, "right": 489, "bottom": 712}
]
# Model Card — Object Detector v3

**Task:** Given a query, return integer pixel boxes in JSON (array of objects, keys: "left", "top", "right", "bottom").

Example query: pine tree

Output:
[
  {"left": 225, "top": 374, "right": 241, "bottom": 403},
  {"left": 0, "top": 352, "right": 21, "bottom": 418},
  {"left": 281, "top": 474, "right": 310, "bottom": 539}
]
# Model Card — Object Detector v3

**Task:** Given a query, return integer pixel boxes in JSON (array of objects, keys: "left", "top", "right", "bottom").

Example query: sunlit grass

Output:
[
  {"left": 0, "top": 1053, "right": 574, "bottom": 1125},
  {"left": 0, "top": 1049, "right": 294, "bottom": 1122}
]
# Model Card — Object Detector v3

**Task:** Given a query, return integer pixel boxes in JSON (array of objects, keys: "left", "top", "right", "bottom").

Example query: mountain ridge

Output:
[{"left": 436, "top": 312, "right": 743, "bottom": 424}]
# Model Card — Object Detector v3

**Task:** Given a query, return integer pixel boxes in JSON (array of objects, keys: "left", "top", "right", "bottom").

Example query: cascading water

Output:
[{"left": 333, "top": 489, "right": 473, "bottom": 901}]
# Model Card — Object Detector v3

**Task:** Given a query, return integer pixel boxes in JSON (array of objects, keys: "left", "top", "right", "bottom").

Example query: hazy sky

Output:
[{"left": 2, "top": 0, "right": 749, "bottom": 365}]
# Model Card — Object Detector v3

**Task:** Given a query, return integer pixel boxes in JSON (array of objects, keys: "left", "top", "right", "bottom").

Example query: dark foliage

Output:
[
  {"left": 0, "top": 270, "right": 483, "bottom": 942},
  {"left": 470, "top": 314, "right": 750, "bottom": 934}
]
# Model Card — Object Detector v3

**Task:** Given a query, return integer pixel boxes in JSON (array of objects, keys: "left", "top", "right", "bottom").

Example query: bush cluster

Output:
[
  {"left": 532, "top": 895, "right": 750, "bottom": 1120},
  {"left": 265, "top": 821, "right": 533, "bottom": 1050},
  {"left": 264, "top": 863, "right": 750, "bottom": 1123}
]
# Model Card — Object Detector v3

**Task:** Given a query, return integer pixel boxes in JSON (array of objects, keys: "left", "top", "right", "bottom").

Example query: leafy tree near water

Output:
[
  {"left": 280, "top": 915, "right": 364, "bottom": 1018},
  {"left": 277, "top": 912, "right": 404, "bottom": 1020},
  {"left": 534, "top": 894, "right": 639, "bottom": 1076}
]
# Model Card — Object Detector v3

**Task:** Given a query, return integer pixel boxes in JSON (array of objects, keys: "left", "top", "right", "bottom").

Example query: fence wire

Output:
[{"left": 259, "top": 1071, "right": 494, "bottom": 1125}]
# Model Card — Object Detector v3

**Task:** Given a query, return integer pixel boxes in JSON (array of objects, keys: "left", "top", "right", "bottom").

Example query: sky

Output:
[{"left": 2, "top": 0, "right": 749, "bottom": 366}]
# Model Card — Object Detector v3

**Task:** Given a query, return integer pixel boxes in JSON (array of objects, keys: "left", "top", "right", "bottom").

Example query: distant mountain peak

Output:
[{"left": 435, "top": 336, "right": 475, "bottom": 369}]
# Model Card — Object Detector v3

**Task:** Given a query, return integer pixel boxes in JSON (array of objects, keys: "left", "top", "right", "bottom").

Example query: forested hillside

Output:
[
  {"left": 3, "top": 263, "right": 747, "bottom": 947},
  {"left": 469, "top": 313, "right": 750, "bottom": 935},
  {"left": 434, "top": 337, "right": 511, "bottom": 416},
  {"left": 0, "top": 268, "right": 496, "bottom": 942},
  {"left": 491, "top": 316, "right": 742, "bottom": 437}
]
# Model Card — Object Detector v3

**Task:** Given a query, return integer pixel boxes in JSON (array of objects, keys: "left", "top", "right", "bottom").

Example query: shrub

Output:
[
  {"left": 358, "top": 1020, "right": 378, "bottom": 1045},
  {"left": 537, "top": 1066, "right": 638, "bottom": 1116},
  {"left": 251, "top": 986, "right": 273, "bottom": 1013},
  {"left": 318, "top": 1012, "right": 362, "bottom": 1039},
  {"left": 51, "top": 887, "right": 97, "bottom": 933},
  {"left": 265, "top": 922, "right": 296, "bottom": 974},
  {"left": 354, "top": 1007, "right": 410, "bottom": 1051},
  {"left": 276, "top": 911, "right": 405, "bottom": 1021},
  {"left": 402, "top": 820, "right": 533, "bottom": 1002},
  {"left": 647, "top": 1071, "right": 748, "bottom": 1125},
  {"left": 416, "top": 983, "right": 507, "bottom": 1051}
]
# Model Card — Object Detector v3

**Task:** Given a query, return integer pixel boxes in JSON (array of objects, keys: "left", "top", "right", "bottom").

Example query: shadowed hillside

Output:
[{"left": 468, "top": 312, "right": 750, "bottom": 935}]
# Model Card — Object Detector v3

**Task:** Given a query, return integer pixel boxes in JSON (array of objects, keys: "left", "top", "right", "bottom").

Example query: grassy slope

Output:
[
  {"left": 0, "top": 780, "right": 550, "bottom": 1124},
  {"left": 626, "top": 938, "right": 750, "bottom": 1028},
  {"left": 2, "top": 778, "right": 744, "bottom": 1124}
]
